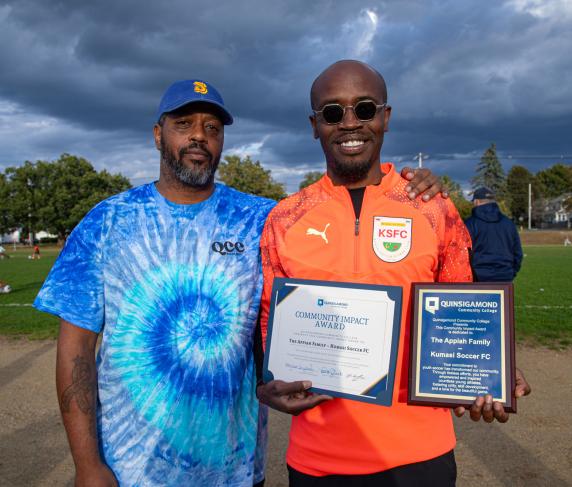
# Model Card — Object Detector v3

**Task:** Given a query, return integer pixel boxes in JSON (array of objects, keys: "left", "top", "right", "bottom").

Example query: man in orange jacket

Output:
[{"left": 257, "top": 60, "right": 531, "bottom": 486}]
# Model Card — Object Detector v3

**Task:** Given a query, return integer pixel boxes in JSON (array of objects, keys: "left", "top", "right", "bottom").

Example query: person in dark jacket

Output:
[{"left": 465, "top": 187, "right": 523, "bottom": 281}]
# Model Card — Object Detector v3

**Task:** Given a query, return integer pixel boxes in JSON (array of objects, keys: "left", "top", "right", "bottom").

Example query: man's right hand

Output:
[
  {"left": 257, "top": 380, "right": 332, "bottom": 415},
  {"left": 75, "top": 462, "right": 118, "bottom": 487}
]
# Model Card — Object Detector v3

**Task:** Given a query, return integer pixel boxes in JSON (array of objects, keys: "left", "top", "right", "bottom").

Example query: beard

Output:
[
  {"left": 328, "top": 157, "right": 376, "bottom": 185},
  {"left": 160, "top": 140, "right": 219, "bottom": 189}
]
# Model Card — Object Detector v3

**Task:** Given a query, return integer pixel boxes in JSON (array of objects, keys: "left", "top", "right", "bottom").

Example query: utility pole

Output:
[
  {"left": 26, "top": 177, "right": 34, "bottom": 246},
  {"left": 528, "top": 183, "right": 532, "bottom": 230},
  {"left": 417, "top": 152, "right": 428, "bottom": 168},
  {"left": 28, "top": 212, "right": 33, "bottom": 246}
]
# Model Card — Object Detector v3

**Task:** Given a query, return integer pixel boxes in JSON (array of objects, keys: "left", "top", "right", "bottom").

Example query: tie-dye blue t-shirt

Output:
[{"left": 34, "top": 183, "right": 276, "bottom": 486}]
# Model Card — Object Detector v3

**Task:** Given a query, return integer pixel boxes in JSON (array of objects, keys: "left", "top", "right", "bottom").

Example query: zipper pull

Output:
[{"left": 354, "top": 218, "right": 360, "bottom": 236}]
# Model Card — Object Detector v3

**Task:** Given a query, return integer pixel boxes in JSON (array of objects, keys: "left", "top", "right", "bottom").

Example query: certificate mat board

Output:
[
  {"left": 263, "top": 278, "right": 402, "bottom": 406},
  {"left": 408, "top": 282, "right": 516, "bottom": 412}
]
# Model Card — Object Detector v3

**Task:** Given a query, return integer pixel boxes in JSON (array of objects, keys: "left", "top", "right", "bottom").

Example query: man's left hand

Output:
[
  {"left": 453, "top": 368, "right": 531, "bottom": 423},
  {"left": 401, "top": 167, "right": 449, "bottom": 201},
  {"left": 256, "top": 380, "right": 332, "bottom": 415}
]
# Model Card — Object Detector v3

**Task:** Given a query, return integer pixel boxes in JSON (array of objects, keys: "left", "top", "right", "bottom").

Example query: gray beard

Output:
[
  {"left": 329, "top": 158, "right": 375, "bottom": 185},
  {"left": 161, "top": 141, "right": 219, "bottom": 189}
]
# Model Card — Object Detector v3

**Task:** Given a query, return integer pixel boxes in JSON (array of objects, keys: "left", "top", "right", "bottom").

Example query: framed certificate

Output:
[
  {"left": 263, "top": 278, "right": 402, "bottom": 406},
  {"left": 408, "top": 282, "right": 516, "bottom": 412}
]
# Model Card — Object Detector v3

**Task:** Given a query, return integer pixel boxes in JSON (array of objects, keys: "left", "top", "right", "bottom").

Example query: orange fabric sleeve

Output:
[
  {"left": 259, "top": 217, "right": 287, "bottom": 350},
  {"left": 437, "top": 199, "right": 473, "bottom": 283}
]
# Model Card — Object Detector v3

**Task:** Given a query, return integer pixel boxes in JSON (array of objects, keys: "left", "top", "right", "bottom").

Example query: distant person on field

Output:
[
  {"left": 465, "top": 187, "right": 523, "bottom": 282},
  {"left": 0, "top": 279, "right": 11, "bottom": 293},
  {"left": 0, "top": 245, "right": 9, "bottom": 259},
  {"left": 32, "top": 244, "right": 40, "bottom": 260},
  {"left": 564, "top": 236, "right": 571, "bottom": 247}
]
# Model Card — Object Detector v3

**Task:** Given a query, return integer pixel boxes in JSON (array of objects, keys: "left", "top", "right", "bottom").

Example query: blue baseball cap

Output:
[
  {"left": 156, "top": 79, "right": 233, "bottom": 125},
  {"left": 472, "top": 187, "right": 495, "bottom": 201}
]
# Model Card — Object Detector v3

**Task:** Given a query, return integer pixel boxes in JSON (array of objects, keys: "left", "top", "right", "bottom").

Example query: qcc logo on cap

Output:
[
  {"left": 193, "top": 81, "right": 208, "bottom": 94},
  {"left": 372, "top": 216, "right": 412, "bottom": 263}
]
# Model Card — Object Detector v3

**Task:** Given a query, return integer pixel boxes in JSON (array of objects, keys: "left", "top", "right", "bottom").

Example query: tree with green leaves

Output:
[
  {"left": 3, "top": 160, "right": 49, "bottom": 241},
  {"left": 471, "top": 143, "right": 506, "bottom": 197},
  {"left": 535, "top": 163, "right": 572, "bottom": 198},
  {"left": 2, "top": 154, "right": 131, "bottom": 242},
  {"left": 441, "top": 175, "right": 472, "bottom": 220},
  {"left": 0, "top": 173, "right": 14, "bottom": 234},
  {"left": 39, "top": 154, "right": 130, "bottom": 240},
  {"left": 299, "top": 171, "right": 323, "bottom": 190},
  {"left": 217, "top": 155, "right": 287, "bottom": 200}
]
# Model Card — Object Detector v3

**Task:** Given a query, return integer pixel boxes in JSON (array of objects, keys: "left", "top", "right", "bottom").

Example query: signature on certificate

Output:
[
  {"left": 346, "top": 373, "right": 365, "bottom": 382},
  {"left": 286, "top": 362, "right": 315, "bottom": 373},
  {"left": 320, "top": 367, "right": 342, "bottom": 377}
]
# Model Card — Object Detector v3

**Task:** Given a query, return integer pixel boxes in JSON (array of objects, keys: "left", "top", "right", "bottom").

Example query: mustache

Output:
[{"left": 178, "top": 142, "right": 212, "bottom": 161}]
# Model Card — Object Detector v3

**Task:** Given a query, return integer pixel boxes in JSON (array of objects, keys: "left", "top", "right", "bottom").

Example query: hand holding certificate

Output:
[
  {"left": 256, "top": 378, "right": 333, "bottom": 416},
  {"left": 261, "top": 278, "right": 402, "bottom": 407}
]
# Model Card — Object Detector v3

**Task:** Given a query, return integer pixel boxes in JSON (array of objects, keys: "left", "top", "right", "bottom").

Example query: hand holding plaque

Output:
[
  {"left": 452, "top": 367, "right": 530, "bottom": 423},
  {"left": 408, "top": 283, "right": 517, "bottom": 413}
]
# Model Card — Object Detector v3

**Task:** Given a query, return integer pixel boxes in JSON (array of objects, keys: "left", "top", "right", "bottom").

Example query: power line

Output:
[{"left": 404, "top": 154, "right": 572, "bottom": 162}]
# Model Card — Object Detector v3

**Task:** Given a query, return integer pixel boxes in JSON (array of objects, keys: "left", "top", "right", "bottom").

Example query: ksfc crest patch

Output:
[{"left": 372, "top": 216, "right": 412, "bottom": 263}]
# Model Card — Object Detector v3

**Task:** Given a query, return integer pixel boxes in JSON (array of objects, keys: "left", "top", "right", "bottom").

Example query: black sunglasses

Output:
[{"left": 313, "top": 100, "right": 387, "bottom": 125}]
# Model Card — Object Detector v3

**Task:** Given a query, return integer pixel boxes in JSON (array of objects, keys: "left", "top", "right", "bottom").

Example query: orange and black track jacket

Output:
[{"left": 260, "top": 163, "right": 473, "bottom": 476}]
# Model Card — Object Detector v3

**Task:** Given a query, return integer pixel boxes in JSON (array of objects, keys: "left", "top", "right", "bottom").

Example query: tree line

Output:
[
  {"left": 0, "top": 154, "right": 131, "bottom": 242},
  {"left": 0, "top": 153, "right": 287, "bottom": 242},
  {"left": 443, "top": 143, "right": 572, "bottom": 221},
  {"left": 297, "top": 145, "right": 572, "bottom": 223},
  {"left": 1, "top": 148, "right": 571, "bottom": 241}
]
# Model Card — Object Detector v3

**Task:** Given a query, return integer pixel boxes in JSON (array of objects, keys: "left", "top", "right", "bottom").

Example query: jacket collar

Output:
[{"left": 318, "top": 163, "right": 400, "bottom": 197}]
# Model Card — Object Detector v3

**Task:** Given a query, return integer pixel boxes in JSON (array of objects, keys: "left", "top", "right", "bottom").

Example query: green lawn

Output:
[
  {"left": 0, "top": 247, "right": 60, "bottom": 339},
  {"left": 1, "top": 245, "right": 571, "bottom": 346},
  {"left": 513, "top": 246, "right": 572, "bottom": 348}
]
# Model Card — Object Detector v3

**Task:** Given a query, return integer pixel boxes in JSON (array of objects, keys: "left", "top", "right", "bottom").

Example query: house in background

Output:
[
  {"left": 1, "top": 229, "right": 57, "bottom": 244},
  {"left": 541, "top": 193, "right": 572, "bottom": 228},
  {"left": 0, "top": 229, "right": 20, "bottom": 244}
]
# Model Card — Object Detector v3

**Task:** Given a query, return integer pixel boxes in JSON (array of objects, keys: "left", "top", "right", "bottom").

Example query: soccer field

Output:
[
  {"left": 1, "top": 246, "right": 571, "bottom": 346},
  {"left": 513, "top": 246, "right": 572, "bottom": 347},
  {"left": 0, "top": 248, "right": 61, "bottom": 339}
]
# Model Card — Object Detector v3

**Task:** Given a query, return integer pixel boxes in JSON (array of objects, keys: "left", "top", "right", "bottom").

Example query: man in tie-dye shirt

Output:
[
  {"left": 35, "top": 79, "right": 446, "bottom": 486},
  {"left": 35, "top": 80, "right": 277, "bottom": 486}
]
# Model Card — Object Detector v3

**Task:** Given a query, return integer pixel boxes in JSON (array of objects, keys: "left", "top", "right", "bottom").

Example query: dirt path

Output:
[{"left": 1, "top": 340, "right": 570, "bottom": 486}]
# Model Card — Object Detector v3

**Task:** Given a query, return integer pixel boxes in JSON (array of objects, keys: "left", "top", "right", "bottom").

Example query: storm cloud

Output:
[{"left": 0, "top": 0, "right": 570, "bottom": 190}]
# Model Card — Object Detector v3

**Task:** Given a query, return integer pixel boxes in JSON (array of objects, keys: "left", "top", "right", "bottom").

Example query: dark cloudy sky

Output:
[{"left": 0, "top": 0, "right": 570, "bottom": 191}]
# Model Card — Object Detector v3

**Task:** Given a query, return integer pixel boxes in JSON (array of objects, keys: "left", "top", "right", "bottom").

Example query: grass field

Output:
[
  {"left": 0, "top": 247, "right": 60, "bottom": 339},
  {"left": 1, "top": 245, "right": 571, "bottom": 346},
  {"left": 513, "top": 246, "right": 572, "bottom": 347}
]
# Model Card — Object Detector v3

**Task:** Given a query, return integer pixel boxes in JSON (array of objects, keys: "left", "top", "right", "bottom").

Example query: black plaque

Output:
[{"left": 408, "top": 282, "right": 516, "bottom": 412}]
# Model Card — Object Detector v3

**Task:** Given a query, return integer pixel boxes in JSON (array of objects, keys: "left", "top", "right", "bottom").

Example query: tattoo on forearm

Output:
[{"left": 61, "top": 355, "right": 97, "bottom": 437}]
